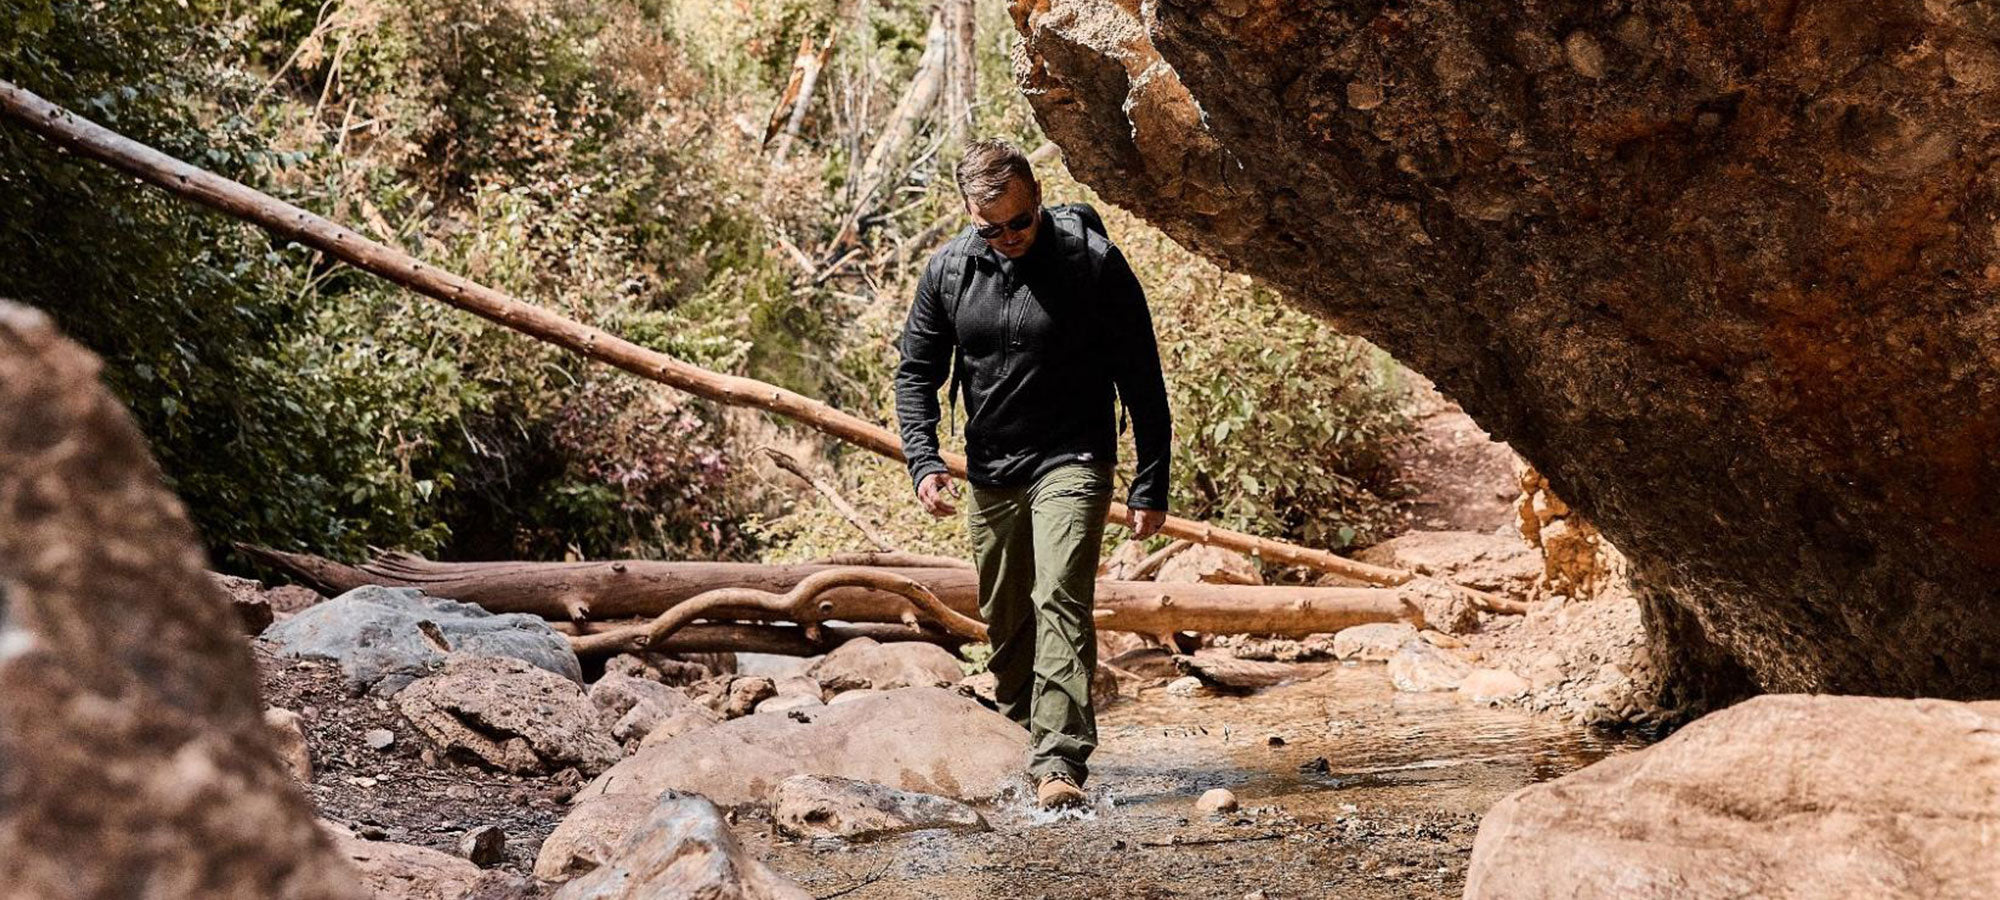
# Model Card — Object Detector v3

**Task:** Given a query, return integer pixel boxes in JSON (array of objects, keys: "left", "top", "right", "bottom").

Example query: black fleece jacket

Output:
[{"left": 894, "top": 203, "right": 1172, "bottom": 510}]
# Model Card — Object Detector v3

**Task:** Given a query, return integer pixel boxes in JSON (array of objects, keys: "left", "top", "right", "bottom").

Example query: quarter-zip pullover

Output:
[{"left": 894, "top": 203, "right": 1172, "bottom": 510}]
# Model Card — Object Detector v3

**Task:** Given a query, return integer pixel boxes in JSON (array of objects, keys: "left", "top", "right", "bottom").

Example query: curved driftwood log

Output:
[
  {"left": 243, "top": 547, "right": 1432, "bottom": 637},
  {"left": 569, "top": 567, "right": 989, "bottom": 657},
  {"left": 549, "top": 621, "right": 968, "bottom": 656},
  {"left": 0, "top": 302, "right": 358, "bottom": 898}
]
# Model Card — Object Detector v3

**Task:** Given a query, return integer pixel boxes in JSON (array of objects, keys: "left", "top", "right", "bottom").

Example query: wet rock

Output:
[
  {"left": 263, "top": 585, "right": 581, "bottom": 694},
  {"left": 588, "top": 673, "right": 715, "bottom": 745},
  {"left": 1468, "top": 695, "right": 2000, "bottom": 899},
  {"left": 549, "top": 792, "right": 809, "bottom": 899},
  {"left": 395, "top": 655, "right": 621, "bottom": 775},
  {"left": 459, "top": 825, "right": 507, "bottom": 868},
  {"left": 325, "top": 821, "right": 483, "bottom": 899},
  {"left": 1195, "top": 788, "right": 1239, "bottom": 813},
  {"left": 807, "top": 637, "right": 964, "bottom": 692},
  {"left": 1353, "top": 531, "right": 1542, "bottom": 601},
  {"left": 1174, "top": 651, "right": 1299, "bottom": 690},
  {"left": 1458, "top": 668, "right": 1530, "bottom": 703},
  {"left": 1388, "top": 640, "right": 1472, "bottom": 693},
  {"left": 772, "top": 775, "right": 988, "bottom": 840},
  {"left": 1155, "top": 544, "right": 1262, "bottom": 585},
  {"left": 576, "top": 687, "right": 1029, "bottom": 808},
  {"left": 1331, "top": 623, "right": 1419, "bottom": 662}
]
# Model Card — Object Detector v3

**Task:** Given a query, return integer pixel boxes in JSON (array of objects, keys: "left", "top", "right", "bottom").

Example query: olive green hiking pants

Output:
[{"left": 967, "top": 461, "right": 1114, "bottom": 786}]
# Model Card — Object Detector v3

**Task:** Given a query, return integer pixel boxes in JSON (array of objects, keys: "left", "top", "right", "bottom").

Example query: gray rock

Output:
[
  {"left": 549, "top": 792, "right": 808, "bottom": 899},
  {"left": 262, "top": 585, "right": 581, "bottom": 693},
  {"left": 396, "top": 655, "right": 621, "bottom": 775},
  {"left": 772, "top": 775, "right": 987, "bottom": 840},
  {"left": 363, "top": 728, "right": 395, "bottom": 750}
]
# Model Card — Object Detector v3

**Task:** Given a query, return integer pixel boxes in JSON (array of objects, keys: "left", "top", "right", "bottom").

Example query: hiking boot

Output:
[{"left": 1036, "top": 773, "right": 1087, "bottom": 811}]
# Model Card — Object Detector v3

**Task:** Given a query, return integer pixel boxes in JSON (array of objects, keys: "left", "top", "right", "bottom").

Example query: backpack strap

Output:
[
  {"left": 939, "top": 239, "right": 975, "bottom": 437},
  {"left": 1047, "top": 205, "right": 1129, "bottom": 435}
]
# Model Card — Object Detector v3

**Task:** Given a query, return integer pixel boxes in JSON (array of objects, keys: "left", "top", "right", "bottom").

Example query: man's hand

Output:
[
  {"left": 1129, "top": 507, "right": 1166, "bottom": 540},
  {"left": 917, "top": 472, "right": 959, "bottom": 517}
]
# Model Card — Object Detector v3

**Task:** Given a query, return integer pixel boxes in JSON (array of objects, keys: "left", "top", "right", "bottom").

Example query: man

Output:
[{"left": 894, "top": 138, "right": 1172, "bottom": 811}]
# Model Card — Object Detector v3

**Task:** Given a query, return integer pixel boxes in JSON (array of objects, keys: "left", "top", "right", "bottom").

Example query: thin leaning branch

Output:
[
  {"left": 0, "top": 79, "right": 1515, "bottom": 611},
  {"left": 568, "top": 566, "right": 989, "bottom": 657},
  {"left": 761, "top": 445, "right": 895, "bottom": 552}
]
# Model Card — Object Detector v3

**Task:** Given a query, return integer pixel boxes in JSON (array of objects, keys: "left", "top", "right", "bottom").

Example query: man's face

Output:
[{"left": 967, "top": 176, "right": 1042, "bottom": 258}]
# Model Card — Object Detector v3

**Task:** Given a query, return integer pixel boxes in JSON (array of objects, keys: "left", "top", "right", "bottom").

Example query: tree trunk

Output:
[
  {"left": 0, "top": 78, "right": 1491, "bottom": 600},
  {"left": 242, "top": 548, "right": 1424, "bottom": 637},
  {"left": 945, "top": 0, "right": 977, "bottom": 138},
  {"left": 833, "top": 7, "right": 948, "bottom": 247},
  {"left": 0, "top": 302, "right": 359, "bottom": 898}
]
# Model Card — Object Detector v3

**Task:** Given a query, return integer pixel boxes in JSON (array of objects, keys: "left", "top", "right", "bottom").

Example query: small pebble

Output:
[
  {"left": 364, "top": 729, "right": 395, "bottom": 750},
  {"left": 1196, "top": 788, "right": 1239, "bottom": 813}
]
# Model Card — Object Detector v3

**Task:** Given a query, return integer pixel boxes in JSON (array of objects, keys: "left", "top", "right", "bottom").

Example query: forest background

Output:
[{"left": 0, "top": 0, "right": 1417, "bottom": 572}]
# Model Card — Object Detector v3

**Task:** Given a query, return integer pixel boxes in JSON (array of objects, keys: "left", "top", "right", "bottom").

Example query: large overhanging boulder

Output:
[{"left": 1012, "top": 0, "right": 2000, "bottom": 703}]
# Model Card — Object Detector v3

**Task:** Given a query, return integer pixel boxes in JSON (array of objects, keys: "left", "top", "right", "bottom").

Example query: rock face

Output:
[
  {"left": 395, "top": 654, "right": 622, "bottom": 775},
  {"left": 549, "top": 792, "right": 809, "bottom": 900},
  {"left": 772, "top": 775, "right": 988, "bottom": 840},
  {"left": 576, "top": 686, "right": 1030, "bottom": 808},
  {"left": 1013, "top": 0, "right": 2000, "bottom": 700},
  {"left": 262, "top": 584, "right": 582, "bottom": 694},
  {"left": 1466, "top": 695, "right": 2000, "bottom": 899},
  {"left": 0, "top": 303, "right": 359, "bottom": 897}
]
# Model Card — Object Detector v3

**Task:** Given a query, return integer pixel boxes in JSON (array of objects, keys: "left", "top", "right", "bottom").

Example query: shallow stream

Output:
[{"left": 748, "top": 663, "right": 1646, "bottom": 899}]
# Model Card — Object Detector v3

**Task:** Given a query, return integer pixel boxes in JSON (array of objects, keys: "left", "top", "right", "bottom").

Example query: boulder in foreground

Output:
[
  {"left": 772, "top": 775, "right": 988, "bottom": 840},
  {"left": 576, "top": 686, "right": 1029, "bottom": 808},
  {"left": 549, "top": 792, "right": 808, "bottom": 899},
  {"left": 396, "top": 654, "right": 621, "bottom": 775},
  {"left": 1467, "top": 694, "right": 2000, "bottom": 899}
]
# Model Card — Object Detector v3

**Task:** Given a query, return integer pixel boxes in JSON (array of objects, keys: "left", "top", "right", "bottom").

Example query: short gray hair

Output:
[{"left": 955, "top": 138, "right": 1036, "bottom": 206}]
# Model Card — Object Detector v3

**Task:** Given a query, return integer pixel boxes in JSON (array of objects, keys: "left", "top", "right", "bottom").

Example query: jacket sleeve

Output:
[
  {"left": 1102, "top": 244, "right": 1172, "bottom": 510},
  {"left": 894, "top": 252, "right": 955, "bottom": 494}
]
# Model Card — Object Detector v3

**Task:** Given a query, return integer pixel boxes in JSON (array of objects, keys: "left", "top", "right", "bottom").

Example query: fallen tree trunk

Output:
[
  {"left": 242, "top": 547, "right": 1423, "bottom": 636},
  {"left": 0, "top": 78, "right": 1504, "bottom": 605}
]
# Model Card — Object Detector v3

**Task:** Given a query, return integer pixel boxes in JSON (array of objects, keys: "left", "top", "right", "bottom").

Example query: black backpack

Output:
[{"left": 935, "top": 203, "right": 1125, "bottom": 435}]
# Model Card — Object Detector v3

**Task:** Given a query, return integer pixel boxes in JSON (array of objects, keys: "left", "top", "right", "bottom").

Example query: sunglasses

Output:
[{"left": 974, "top": 208, "right": 1038, "bottom": 240}]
